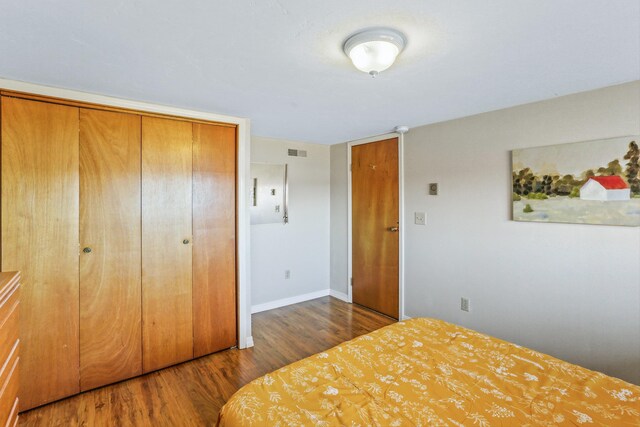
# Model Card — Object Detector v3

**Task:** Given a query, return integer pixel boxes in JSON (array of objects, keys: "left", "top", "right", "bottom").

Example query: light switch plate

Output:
[{"left": 414, "top": 212, "right": 426, "bottom": 225}]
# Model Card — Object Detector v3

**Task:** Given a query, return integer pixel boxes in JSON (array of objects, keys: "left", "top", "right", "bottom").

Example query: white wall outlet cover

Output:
[{"left": 414, "top": 212, "right": 426, "bottom": 225}]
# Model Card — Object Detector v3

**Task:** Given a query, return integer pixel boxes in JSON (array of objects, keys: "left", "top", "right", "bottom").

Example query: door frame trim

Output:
[
  {"left": 0, "top": 77, "right": 254, "bottom": 349},
  {"left": 347, "top": 132, "right": 406, "bottom": 320}
]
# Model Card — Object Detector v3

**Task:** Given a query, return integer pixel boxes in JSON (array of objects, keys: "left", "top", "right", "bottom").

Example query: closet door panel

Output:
[
  {"left": 192, "top": 124, "right": 237, "bottom": 357},
  {"left": 1, "top": 97, "right": 80, "bottom": 410},
  {"left": 79, "top": 109, "right": 142, "bottom": 391},
  {"left": 141, "top": 117, "right": 193, "bottom": 372}
]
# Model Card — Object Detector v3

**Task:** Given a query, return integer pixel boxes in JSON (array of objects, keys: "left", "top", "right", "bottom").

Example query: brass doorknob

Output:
[
  {"left": 388, "top": 227, "right": 399, "bottom": 232},
  {"left": 83, "top": 247, "right": 92, "bottom": 253},
  {"left": 183, "top": 239, "right": 190, "bottom": 244}
]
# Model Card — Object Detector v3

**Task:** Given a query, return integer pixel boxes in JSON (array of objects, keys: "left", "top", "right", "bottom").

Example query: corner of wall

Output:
[{"left": 329, "top": 143, "right": 349, "bottom": 295}]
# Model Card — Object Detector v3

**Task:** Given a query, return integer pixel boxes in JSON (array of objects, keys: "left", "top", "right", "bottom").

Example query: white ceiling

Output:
[{"left": 1, "top": 1, "right": 638, "bottom": 144}]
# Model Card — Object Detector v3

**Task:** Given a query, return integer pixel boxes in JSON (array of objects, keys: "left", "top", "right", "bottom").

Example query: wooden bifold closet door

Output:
[
  {"left": 0, "top": 93, "right": 238, "bottom": 410},
  {"left": 141, "top": 118, "right": 237, "bottom": 370},
  {"left": 141, "top": 116, "right": 194, "bottom": 372},
  {"left": 192, "top": 124, "right": 237, "bottom": 357},
  {"left": 79, "top": 109, "right": 142, "bottom": 391},
  {"left": 1, "top": 97, "right": 80, "bottom": 410}
]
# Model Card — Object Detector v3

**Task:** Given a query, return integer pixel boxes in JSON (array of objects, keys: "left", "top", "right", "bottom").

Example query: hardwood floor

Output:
[{"left": 19, "top": 297, "right": 395, "bottom": 426}]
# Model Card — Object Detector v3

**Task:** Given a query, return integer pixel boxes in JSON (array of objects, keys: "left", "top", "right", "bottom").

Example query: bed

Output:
[{"left": 218, "top": 318, "right": 640, "bottom": 426}]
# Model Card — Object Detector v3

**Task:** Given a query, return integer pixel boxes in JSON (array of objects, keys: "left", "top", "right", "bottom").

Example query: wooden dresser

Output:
[{"left": 0, "top": 272, "right": 19, "bottom": 426}]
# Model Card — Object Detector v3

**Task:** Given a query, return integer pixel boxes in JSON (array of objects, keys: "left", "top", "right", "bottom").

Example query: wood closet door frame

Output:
[{"left": 347, "top": 133, "right": 405, "bottom": 320}]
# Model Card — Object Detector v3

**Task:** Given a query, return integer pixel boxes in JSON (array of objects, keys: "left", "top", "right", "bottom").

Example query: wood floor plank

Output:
[{"left": 18, "top": 297, "right": 395, "bottom": 426}]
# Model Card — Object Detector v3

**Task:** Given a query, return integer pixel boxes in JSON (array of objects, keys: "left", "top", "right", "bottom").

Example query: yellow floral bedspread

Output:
[{"left": 218, "top": 318, "right": 640, "bottom": 426}]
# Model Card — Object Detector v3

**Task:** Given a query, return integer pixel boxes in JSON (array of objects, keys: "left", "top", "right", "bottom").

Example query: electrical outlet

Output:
[
  {"left": 285, "top": 270, "right": 291, "bottom": 279},
  {"left": 461, "top": 297, "right": 470, "bottom": 312},
  {"left": 414, "top": 212, "right": 426, "bottom": 225}
]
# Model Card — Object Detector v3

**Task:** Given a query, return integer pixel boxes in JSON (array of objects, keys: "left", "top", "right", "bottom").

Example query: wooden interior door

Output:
[
  {"left": 352, "top": 138, "right": 399, "bottom": 319},
  {"left": 1, "top": 97, "right": 80, "bottom": 409},
  {"left": 192, "top": 124, "right": 237, "bottom": 357},
  {"left": 141, "top": 116, "right": 193, "bottom": 372},
  {"left": 79, "top": 109, "right": 142, "bottom": 390}
]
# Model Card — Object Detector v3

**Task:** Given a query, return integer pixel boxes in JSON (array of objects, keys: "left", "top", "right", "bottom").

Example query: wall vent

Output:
[{"left": 287, "top": 149, "right": 307, "bottom": 157}]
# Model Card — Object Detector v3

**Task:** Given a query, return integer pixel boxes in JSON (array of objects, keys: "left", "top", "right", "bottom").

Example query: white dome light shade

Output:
[
  {"left": 348, "top": 41, "right": 399, "bottom": 74},
  {"left": 343, "top": 28, "right": 406, "bottom": 76}
]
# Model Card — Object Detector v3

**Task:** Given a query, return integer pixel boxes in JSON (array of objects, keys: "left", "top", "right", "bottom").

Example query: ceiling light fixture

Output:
[{"left": 343, "top": 28, "right": 406, "bottom": 77}]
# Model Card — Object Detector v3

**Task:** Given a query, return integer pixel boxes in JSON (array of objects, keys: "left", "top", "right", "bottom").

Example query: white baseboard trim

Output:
[
  {"left": 245, "top": 336, "right": 254, "bottom": 348},
  {"left": 329, "top": 289, "right": 350, "bottom": 302},
  {"left": 401, "top": 314, "right": 412, "bottom": 321},
  {"left": 251, "top": 289, "right": 330, "bottom": 314}
]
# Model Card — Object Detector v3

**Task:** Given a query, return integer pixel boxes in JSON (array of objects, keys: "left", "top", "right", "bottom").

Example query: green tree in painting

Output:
[
  {"left": 597, "top": 159, "right": 623, "bottom": 176},
  {"left": 624, "top": 141, "right": 639, "bottom": 195},
  {"left": 513, "top": 168, "right": 535, "bottom": 195},
  {"left": 569, "top": 187, "right": 580, "bottom": 198},
  {"left": 539, "top": 175, "right": 556, "bottom": 195},
  {"left": 554, "top": 174, "right": 577, "bottom": 195}
]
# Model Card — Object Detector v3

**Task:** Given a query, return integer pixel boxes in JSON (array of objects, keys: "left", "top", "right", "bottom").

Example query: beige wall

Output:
[
  {"left": 330, "top": 81, "right": 640, "bottom": 384},
  {"left": 251, "top": 136, "right": 330, "bottom": 307},
  {"left": 330, "top": 143, "right": 348, "bottom": 295}
]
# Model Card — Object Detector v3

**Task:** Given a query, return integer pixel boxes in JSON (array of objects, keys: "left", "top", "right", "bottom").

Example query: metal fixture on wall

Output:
[
  {"left": 250, "top": 163, "right": 289, "bottom": 225},
  {"left": 252, "top": 178, "right": 258, "bottom": 206},
  {"left": 283, "top": 164, "right": 289, "bottom": 224}
]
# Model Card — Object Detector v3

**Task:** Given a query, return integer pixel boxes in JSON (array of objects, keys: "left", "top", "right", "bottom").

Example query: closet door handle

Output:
[
  {"left": 183, "top": 239, "right": 190, "bottom": 244},
  {"left": 83, "top": 247, "right": 92, "bottom": 253}
]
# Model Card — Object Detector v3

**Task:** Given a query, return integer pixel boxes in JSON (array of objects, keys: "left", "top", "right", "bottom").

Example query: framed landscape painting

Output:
[{"left": 512, "top": 136, "right": 640, "bottom": 226}]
